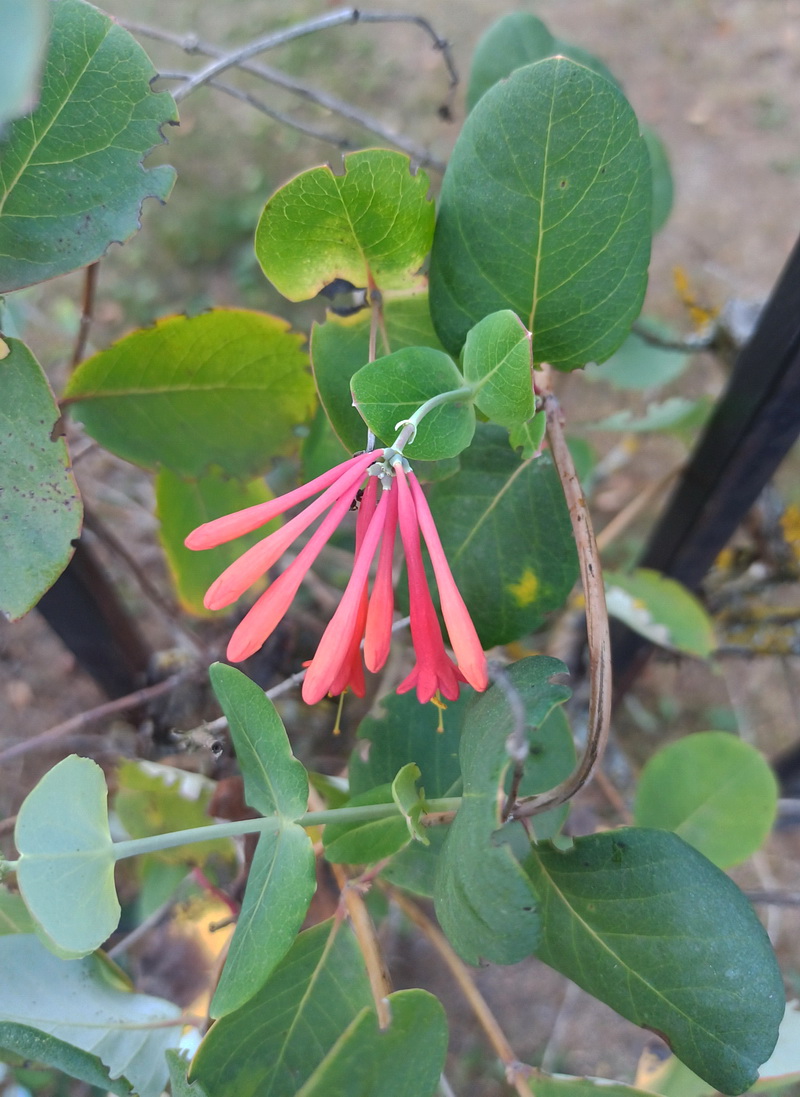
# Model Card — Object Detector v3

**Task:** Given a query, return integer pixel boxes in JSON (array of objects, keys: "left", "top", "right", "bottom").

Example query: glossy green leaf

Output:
[
  {"left": 604, "top": 568, "right": 716, "bottom": 657},
  {"left": 430, "top": 58, "right": 651, "bottom": 366},
  {"left": 350, "top": 346, "right": 475, "bottom": 461},
  {"left": 255, "top": 149, "right": 434, "bottom": 301},
  {"left": 467, "top": 12, "right": 618, "bottom": 111},
  {"left": 323, "top": 784, "right": 410, "bottom": 865},
  {"left": 434, "top": 657, "right": 570, "bottom": 965},
  {"left": 0, "top": 337, "right": 83, "bottom": 620},
  {"left": 633, "top": 732, "right": 778, "bottom": 868},
  {"left": 190, "top": 921, "right": 372, "bottom": 1097},
  {"left": 583, "top": 319, "right": 690, "bottom": 390},
  {"left": 0, "top": 0, "right": 176, "bottom": 293},
  {"left": 15, "top": 756, "right": 119, "bottom": 958},
  {"left": 296, "top": 989, "right": 447, "bottom": 1097},
  {"left": 209, "top": 662, "right": 309, "bottom": 820},
  {"left": 462, "top": 310, "right": 535, "bottom": 428},
  {"left": 64, "top": 310, "right": 314, "bottom": 479},
  {"left": 391, "top": 763, "right": 428, "bottom": 844},
  {"left": 301, "top": 403, "right": 351, "bottom": 482},
  {"left": 156, "top": 467, "right": 277, "bottom": 617},
  {"left": 0, "top": 0, "right": 48, "bottom": 127},
  {"left": 311, "top": 292, "right": 445, "bottom": 453},
  {"left": 0, "top": 935, "right": 182, "bottom": 1097},
  {"left": 114, "top": 760, "right": 233, "bottom": 866},
  {"left": 526, "top": 828, "right": 784, "bottom": 1094},
  {"left": 514, "top": 705, "right": 576, "bottom": 844},
  {"left": 426, "top": 425, "right": 578, "bottom": 648},
  {"left": 509, "top": 414, "right": 546, "bottom": 459},
  {"left": 348, "top": 691, "right": 468, "bottom": 894},
  {"left": 211, "top": 823, "right": 316, "bottom": 1018},
  {"left": 0, "top": 885, "right": 34, "bottom": 935}
]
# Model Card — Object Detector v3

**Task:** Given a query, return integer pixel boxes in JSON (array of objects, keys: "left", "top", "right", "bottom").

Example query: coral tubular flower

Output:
[{"left": 186, "top": 447, "right": 488, "bottom": 705}]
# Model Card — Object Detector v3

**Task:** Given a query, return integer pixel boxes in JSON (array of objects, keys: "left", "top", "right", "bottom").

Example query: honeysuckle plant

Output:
[{"left": 0, "top": 5, "right": 792, "bottom": 1097}]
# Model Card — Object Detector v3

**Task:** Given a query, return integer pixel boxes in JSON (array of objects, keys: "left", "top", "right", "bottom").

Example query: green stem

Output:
[
  {"left": 389, "top": 385, "right": 474, "bottom": 455},
  {"left": 110, "top": 797, "right": 461, "bottom": 863}
]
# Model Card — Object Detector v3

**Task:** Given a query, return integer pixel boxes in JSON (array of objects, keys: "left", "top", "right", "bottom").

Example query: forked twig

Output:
[
  {"left": 331, "top": 862, "right": 392, "bottom": 1029},
  {"left": 120, "top": 17, "right": 451, "bottom": 170},
  {"left": 511, "top": 379, "right": 612, "bottom": 820},
  {"left": 386, "top": 886, "right": 537, "bottom": 1097}
]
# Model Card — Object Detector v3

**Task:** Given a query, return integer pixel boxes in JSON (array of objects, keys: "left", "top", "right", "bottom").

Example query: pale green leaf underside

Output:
[
  {"left": 0, "top": 935, "right": 182, "bottom": 1097},
  {"left": 430, "top": 57, "right": 651, "bottom": 367},
  {"left": 0, "top": 0, "right": 176, "bottom": 292},
  {"left": 604, "top": 568, "right": 716, "bottom": 657},
  {"left": 15, "top": 756, "right": 119, "bottom": 958},
  {"left": 0, "top": 337, "right": 83, "bottom": 620},
  {"left": 0, "top": 0, "right": 48, "bottom": 127}
]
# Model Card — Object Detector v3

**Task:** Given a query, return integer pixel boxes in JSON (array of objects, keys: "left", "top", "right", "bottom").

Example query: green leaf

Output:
[
  {"left": 323, "top": 784, "right": 410, "bottom": 865},
  {"left": 604, "top": 568, "right": 716, "bottom": 657},
  {"left": 430, "top": 58, "right": 651, "bottom": 366},
  {"left": 643, "top": 125, "right": 674, "bottom": 233},
  {"left": 0, "top": 935, "right": 182, "bottom": 1097},
  {"left": 425, "top": 424, "right": 578, "bottom": 648},
  {"left": 0, "top": 885, "right": 34, "bottom": 935},
  {"left": 15, "top": 756, "right": 120, "bottom": 958},
  {"left": 509, "top": 414, "right": 546, "bottom": 459},
  {"left": 166, "top": 1051, "right": 209, "bottom": 1097},
  {"left": 255, "top": 149, "right": 434, "bottom": 301},
  {"left": 518, "top": 1078, "right": 660, "bottom": 1097},
  {"left": 392, "top": 763, "right": 429, "bottom": 844},
  {"left": 114, "top": 759, "right": 233, "bottom": 865},
  {"left": 0, "top": 0, "right": 48, "bottom": 127},
  {"left": 514, "top": 705, "right": 576, "bottom": 844},
  {"left": 633, "top": 732, "right": 778, "bottom": 868},
  {"left": 0, "top": 337, "right": 83, "bottom": 620},
  {"left": 462, "top": 310, "right": 535, "bottom": 428},
  {"left": 311, "top": 292, "right": 445, "bottom": 453},
  {"left": 156, "top": 467, "right": 277, "bottom": 617},
  {"left": 63, "top": 310, "right": 314, "bottom": 479},
  {"left": 467, "top": 12, "right": 619, "bottom": 111},
  {"left": 190, "top": 921, "right": 373, "bottom": 1097},
  {"left": 209, "top": 662, "right": 309, "bottom": 820},
  {"left": 211, "top": 823, "right": 316, "bottom": 1018},
  {"left": 295, "top": 989, "right": 448, "bottom": 1097},
  {"left": 0, "top": 0, "right": 176, "bottom": 293},
  {"left": 434, "top": 657, "right": 570, "bottom": 965},
  {"left": 526, "top": 828, "right": 784, "bottom": 1094},
  {"left": 301, "top": 403, "right": 351, "bottom": 482},
  {"left": 350, "top": 346, "right": 475, "bottom": 461},
  {"left": 583, "top": 319, "right": 690, "bottom": 390}
]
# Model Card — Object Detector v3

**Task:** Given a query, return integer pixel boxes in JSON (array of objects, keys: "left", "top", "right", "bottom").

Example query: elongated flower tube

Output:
[{"left": 186, "top": 446, "right": 487, "bottom": 705}]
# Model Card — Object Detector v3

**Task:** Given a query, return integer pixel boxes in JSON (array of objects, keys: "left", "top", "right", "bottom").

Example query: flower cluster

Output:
[{"left": 186, "top": 450, "right": 488, "bottom": 706}]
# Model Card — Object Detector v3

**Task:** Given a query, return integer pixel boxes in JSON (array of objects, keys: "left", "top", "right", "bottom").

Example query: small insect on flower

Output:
[{"left": 185, "top": 450, "right": 487, "bottom": 706}]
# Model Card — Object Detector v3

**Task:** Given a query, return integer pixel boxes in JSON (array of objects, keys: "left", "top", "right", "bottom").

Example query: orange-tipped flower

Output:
[{"left": 185, "top": 449, "right": 488, "bottom": 705}]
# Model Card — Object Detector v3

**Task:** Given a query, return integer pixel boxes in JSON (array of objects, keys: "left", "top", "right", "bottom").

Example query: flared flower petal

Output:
[
  {"left": 408, "top": 472, "right": 488, "bottom": 691},
  {"left": 186, "top": 450, "right": 380, "bottom": 550},
  {"left": 364, "top": 484, "right": 399, "bottom": 673},
  {"left": 302, "top": 487, "right": 389, "bottom": 704},
  {"left": 395, "top": 467, "right": 463, "bottom": 703},
  {"left": 226, "top": 480, "right": 361, "bottom": 662},
  {"left": 203, "top": 455, "right": 376, "bottom": 610}
]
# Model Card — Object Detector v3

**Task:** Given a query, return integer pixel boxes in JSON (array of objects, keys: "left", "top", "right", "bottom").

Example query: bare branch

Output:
[
  {"left": 386, "top": 887, "right": 537, "bottom": 1097},
  {"left": 120, "top": 17, "right": 450, "bottom": 171},
  {"left": 0, "top": 674, "right": 184, "bottom": 766},
  {"left": 70, "top": 261, "right": 100, "bottom": 369},
  {"left": 512, "top": 379, "right": 612, "bottom": 820}
]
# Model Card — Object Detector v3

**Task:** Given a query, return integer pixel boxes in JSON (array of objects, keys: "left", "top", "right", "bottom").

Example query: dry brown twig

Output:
[{"left": 511, "top": 369, "right": 612, "bottom": 820}]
